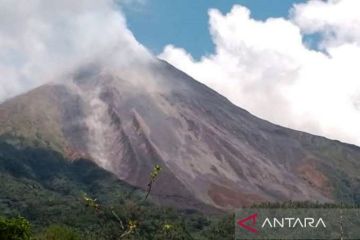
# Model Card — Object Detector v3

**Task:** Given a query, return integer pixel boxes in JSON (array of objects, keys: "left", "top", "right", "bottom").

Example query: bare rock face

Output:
[{"left": 1, "top": 59, "right": 360, "bottom": 211}]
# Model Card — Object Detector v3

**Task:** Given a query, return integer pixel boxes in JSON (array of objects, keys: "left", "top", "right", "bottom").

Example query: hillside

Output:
[
  {"left": 0, "top": 140, "right": 237, "bottom": 239},
  {"left": 0, "top": 59, "right": 360, "bottom": 212}
]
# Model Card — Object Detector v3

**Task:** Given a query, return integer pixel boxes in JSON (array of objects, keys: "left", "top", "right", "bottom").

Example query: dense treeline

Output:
[
  {"left": 0, "top": 210, "right": 234, "bottom": 239},
  {"left": 2, "top": 201, "right": 357, "bottom": 239}
]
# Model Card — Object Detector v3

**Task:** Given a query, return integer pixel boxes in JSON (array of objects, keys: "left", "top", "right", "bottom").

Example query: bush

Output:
[
  {"left": 0, "top": 216, "right": 32, "bottom": 240},
  {"left": 37, "top": 225, "right": 80, "bottom": 240}
]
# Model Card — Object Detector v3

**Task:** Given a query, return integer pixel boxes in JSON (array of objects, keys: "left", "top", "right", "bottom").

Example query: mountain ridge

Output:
[{"left": 1, "top": 59, "right": 360, "bottom": 211}]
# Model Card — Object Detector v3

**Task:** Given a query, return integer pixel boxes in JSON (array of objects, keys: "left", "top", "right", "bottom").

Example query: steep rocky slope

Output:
[{"left": 1, "top": 59, "right": 359, "bottom": 210}]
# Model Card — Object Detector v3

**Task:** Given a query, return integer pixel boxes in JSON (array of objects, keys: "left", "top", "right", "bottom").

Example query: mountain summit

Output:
[{"left": 1, "top": 59, "right": 360, "bottom": 211}]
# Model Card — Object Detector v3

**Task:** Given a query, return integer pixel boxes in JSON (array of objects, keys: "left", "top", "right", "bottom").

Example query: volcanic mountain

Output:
[{"left": 1, "top": 59, "right": 360, "bottom": 211}]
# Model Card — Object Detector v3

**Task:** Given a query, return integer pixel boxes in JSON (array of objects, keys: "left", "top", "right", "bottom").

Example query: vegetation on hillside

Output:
[
  {"left": 0, "top": 141, "right": 234, "bottom": 239},
  {"left": 1, "top": 139, "right": 359, "bottom": 239}
]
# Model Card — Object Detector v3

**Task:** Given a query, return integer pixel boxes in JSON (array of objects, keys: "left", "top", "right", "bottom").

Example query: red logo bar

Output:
[{"left": 237, "top": 213, "right": 258, "bottom": 234}]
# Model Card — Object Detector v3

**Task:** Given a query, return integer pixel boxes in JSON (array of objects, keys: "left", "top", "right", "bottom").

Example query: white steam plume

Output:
[{"left": 0, "top": 0, "right": 150, "bottom": 102}]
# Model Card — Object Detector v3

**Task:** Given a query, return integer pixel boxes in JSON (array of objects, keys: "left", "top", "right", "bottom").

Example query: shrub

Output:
[
  {"left": 37, "top": 225, "right": 80, "bottom": 240},
  {"left": 0, "top": 216, "right": 32, "bottom": 240}
]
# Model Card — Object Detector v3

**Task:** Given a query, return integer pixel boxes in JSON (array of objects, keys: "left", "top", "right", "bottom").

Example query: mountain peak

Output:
[{"left": 1, "top": 60, "right": 360, "bottom": 211}]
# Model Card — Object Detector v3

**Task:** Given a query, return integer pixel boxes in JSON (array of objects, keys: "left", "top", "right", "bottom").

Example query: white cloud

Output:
[
  {"left": 1, "top": 0, "right": 359, "bottom": 146},
  {"left": 0, "top": 0, "right": 149, "bottom": 102},
  {"left": 159, "top": 0, "right": 360, "bottom": 146},
  {"left": 293, "top": 0, "right": 360, "bottom": 48}
]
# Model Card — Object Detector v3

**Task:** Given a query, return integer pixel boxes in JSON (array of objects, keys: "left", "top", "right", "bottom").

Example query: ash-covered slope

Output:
[{"left": 1, "top": 59, "right": 360, "bottom": 211}]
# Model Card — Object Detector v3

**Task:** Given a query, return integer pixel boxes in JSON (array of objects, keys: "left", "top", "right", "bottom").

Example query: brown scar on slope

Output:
[
  {"left": 295, "top": 160, "right": 333, "bottom": 198},
  {"left": 208, "top": 183, "right": 264, "bottom": 208}
]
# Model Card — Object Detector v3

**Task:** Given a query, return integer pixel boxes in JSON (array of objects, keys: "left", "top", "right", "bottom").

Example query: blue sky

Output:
[{"left": 122, "top": 0, "right": 306, "bottom": 59}]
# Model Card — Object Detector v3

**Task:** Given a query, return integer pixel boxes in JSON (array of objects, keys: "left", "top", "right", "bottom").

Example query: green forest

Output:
[{"left": 0, "top": 141, "right": 234, "bottom": 239}]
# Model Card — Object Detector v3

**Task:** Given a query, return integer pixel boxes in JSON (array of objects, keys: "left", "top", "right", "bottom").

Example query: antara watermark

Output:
[{"left": 261, "top": 217, "right": 326, "bottom": 228}]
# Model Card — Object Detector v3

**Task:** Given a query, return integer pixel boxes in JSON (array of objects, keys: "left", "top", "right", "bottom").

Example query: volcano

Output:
[{"left": 1, "top": 59, "right": 360, "bottom": 211}]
